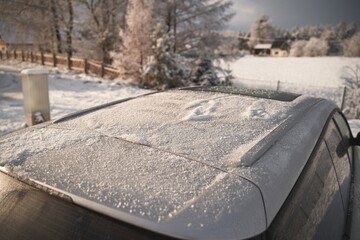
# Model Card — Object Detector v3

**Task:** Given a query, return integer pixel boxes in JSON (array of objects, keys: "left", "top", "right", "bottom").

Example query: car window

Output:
[
  {"left": 0, "top": 172, "right": 175, "bottom": 240},
  {"left": 267, "top": 140, "right": 345, "bottom": 240},
  {"left": 324, "top": 120, "right": 351, "bottom": 213},
  {"left": 333, "top": 112, "right": 353, "bottom": 165}
]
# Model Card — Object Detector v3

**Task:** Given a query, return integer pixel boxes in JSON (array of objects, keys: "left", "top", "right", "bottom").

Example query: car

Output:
[{"left": 0, "top": 86, "right": 359, "bottom": 240}]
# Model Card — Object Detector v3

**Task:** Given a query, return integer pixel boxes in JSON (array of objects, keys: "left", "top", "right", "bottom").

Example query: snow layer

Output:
[
  {"left": 227, "top": 56, "right": 360, "bottom": 87},
  {"left": 0, "top": 89, "right": 296, "bottom": 225},
  {"left": 4, "top": 134, "right": 223, "bottom": 222},
  {"left": 55, "top": 90, "right": 300, "bottom": 170},
  {"left": 21, "top": 68, "right": 49, "bottom": 75}
]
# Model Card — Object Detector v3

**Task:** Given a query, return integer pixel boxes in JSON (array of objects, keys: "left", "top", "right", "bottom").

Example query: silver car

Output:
[{"left": 0, "top": 86, "right": 359, "bottom": 239}]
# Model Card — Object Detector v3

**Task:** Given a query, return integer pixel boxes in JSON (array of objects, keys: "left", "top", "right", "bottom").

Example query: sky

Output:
[{"left": 228, "top": 0, "right": 360, "bottom": 31}]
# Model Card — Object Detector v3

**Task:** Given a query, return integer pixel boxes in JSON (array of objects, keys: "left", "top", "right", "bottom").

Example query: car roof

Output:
[{"left": 0, "top": 87, "right": 338, "bottom": 239}]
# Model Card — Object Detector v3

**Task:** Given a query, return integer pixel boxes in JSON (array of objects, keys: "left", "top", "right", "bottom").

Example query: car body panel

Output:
[{"left": 233, "top": 99, "right": 338, "bottom": 225}]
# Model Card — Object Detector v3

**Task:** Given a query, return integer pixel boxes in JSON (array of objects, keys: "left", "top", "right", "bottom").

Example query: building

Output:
[
  {"left": 254, "top": 40, "right": 290, "bottom": 57},
  {"left": 254, "top": 44, "right": 272, "bottom": 56},
  {"left": 0, "top": 35, "right": 7, "bottom": 53},
  {"left": 270, "top": 39, "right": 290, "bottom": 57}
]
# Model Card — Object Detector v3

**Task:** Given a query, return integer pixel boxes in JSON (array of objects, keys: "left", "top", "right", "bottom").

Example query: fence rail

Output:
[{"left": 0, "top": 50, "right": 120, "bottom": 79}]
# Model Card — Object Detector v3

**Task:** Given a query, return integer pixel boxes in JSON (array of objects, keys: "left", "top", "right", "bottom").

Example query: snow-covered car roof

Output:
[{"left": 0, "top": 87, "right": 338, "bottom": 239}]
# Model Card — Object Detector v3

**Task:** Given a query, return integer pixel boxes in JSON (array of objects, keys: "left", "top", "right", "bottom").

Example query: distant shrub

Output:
[
  {"left": 303, "top": 37, "right": 328, "bottom": 57},
  {"left": 290, "top": 38, "right": 328, "bottom": 57},
  {"left": 343, "top": 33, "right": 360, "bottom": 57},
  {"left": 289, "top": 40, "right": 307, "bottom": 57}
]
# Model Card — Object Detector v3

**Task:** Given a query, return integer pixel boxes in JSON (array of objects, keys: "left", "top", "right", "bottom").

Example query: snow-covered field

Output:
[
  {"left": 1, "top": 56, "right": 360, "bottom": 136},
  {"left": 226, "top": 56, "right": 360, "bottom": 134},
  {"left": 228, "top": 56, "right": 359, "bottom": 87}
]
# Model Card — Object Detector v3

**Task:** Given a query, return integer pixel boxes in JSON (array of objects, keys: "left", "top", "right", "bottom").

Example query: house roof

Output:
[
  {"left": 271, "top": 39, "right": 290, "bottom": 49},
  {"left": 254, "top": 44, "right": 272, "bottom": 49}
]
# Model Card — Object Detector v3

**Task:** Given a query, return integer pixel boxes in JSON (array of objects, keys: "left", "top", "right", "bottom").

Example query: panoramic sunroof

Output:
[{"left": 182, "top": 86, "right": 301, "bottom": 102}]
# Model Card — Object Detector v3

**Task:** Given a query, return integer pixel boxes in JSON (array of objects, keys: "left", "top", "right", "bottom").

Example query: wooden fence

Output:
[{"left": 0, "top": 50, "right": 120, "bottom": 79}]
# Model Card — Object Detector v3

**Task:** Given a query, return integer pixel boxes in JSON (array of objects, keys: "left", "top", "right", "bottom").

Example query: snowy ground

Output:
[
  {"left": 224, "top": 56, "right": 360, "bottom": 106},
  {"left": 1, "top": 56, "right": 360, "bottom": 136},
  {"left": 0, "top": 61, "right": 150, "bottom": 136}
]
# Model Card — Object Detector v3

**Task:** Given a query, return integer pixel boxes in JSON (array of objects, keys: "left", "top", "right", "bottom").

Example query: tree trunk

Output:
[
  {"left": 50, "top": 0, "right": 62, "bottom": 53},
  {"left": 66, "top": 0, "right": 73, "bottom": 58},
  {"left": 173, "top": 3, "right": 177, "bottom": 53}
]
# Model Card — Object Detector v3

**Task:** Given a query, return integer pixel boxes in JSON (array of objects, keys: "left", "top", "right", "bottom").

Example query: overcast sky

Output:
[{"left": 228, "top": 0, "right": 360, "bottom": 31}]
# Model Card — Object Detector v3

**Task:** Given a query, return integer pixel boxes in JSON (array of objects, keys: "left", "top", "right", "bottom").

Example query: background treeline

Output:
[
  {"left": 234, "top": 15, "right": 360, "bottom": 57},
  {"left": 0, "top": 0, "right": 234, "bottom": 88},
  {"left": 1, "top": 2, "right": 359, "bottom": 88}
]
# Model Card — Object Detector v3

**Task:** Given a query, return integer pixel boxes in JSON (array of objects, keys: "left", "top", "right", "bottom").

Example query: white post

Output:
[{"left": 21, "top": 68, "right": 50, "bottom": 126}]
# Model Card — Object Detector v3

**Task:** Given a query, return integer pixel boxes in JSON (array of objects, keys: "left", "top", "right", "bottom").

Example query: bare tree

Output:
[
  {"left": 76, "top": 0, "right": 127, "bottom": 63},
  {"left": 50, "top": 0, "right": 63, "bottom": 53},
  {"left": 0, "top": 0, "right": 73, "bottom": 55}
]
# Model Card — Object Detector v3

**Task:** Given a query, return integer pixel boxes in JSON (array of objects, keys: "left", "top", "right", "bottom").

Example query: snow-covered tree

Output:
[
  {"left": 189, "top": 52, "right": 232, "bottom": 86},
  {"left": 289, "top": 38, "right": 328, "bottom": 57},
  {"left": 343, "top": 65, "right": 360, "bottom": 119},
  {"left": 155, "top": 0, "right": 234, "bottom": 56},
  {"left": 335, "top": 22, "right": 357, "bottom": 40},
  {"left": 289, "top": 40, "right": 307, "bottom": 57},
  {"left": 113, "top": 0, "right": 154, "bottom": 81},
  {"left": 343, "top": 32, "right": 360, "bottom": 57},
  {"left": 305, "top": 37, "right": 328, "bottom": 56},
  {"left": 303, "top": 37, "right": 328, "bottom": 57},
  {"left": 248, "top": 15, "right": 277, "bottom": 49},
  {"left": 190, "top": 54, "right": 220, "bottom": 86},
  {"left": 142, "top": 23, "right": 187, "bottom": 89}
]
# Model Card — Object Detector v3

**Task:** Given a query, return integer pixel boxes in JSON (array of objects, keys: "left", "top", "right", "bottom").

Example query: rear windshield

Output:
[{"left": 0, "top": 172, "right": 175, "bottom": 240}]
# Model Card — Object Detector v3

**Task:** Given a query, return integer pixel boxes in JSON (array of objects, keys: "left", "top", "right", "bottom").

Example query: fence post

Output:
[
  {"left": 341, "top": 87, "right": 347, "bottom": 110},
  {"left": 41, "top": 51, "right": 45, "bottom": 65},
  {"left": 0, "top": 51, "right": 2, "bottom": 60},
  {"left": 67, "top": 55, "right": 71, "bottom": 70},
  {"left": 101, "top": 63, "right": 105, "bottom": 77},
  {"left": 30, "top": 52, "right": 34, "bottom": 63},
  {"left": 21, "top": 51, "right": 25, "bottom": 61},
  {"left": 83, "top": 58, "right": 88, "bottom": 74},
  {"left": 13, "top": 50, "right": 17, "bottom": 59},
  {"left": 6, "top": 50, "right": 10, "bottom": 59},
  {"left": 52, "top": 52, "right": 57, "bottom": 67},
  {"left": 276, "top": 80, "right": 280, "bottom": 91}
]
